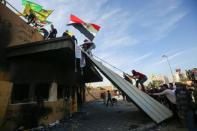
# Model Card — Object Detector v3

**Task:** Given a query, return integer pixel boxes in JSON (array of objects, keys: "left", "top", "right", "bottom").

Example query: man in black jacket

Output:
[{"left": 48, "top": 24, "right": 57, "bottom": 39}]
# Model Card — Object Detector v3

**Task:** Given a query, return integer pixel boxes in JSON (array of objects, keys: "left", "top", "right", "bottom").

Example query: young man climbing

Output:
[{"left": 125, "top": 70, "right": 147, "bottom": 92}]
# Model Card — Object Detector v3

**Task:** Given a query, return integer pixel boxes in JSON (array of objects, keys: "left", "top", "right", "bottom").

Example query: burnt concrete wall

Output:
[
  {"left": 0, "top": 3, "right": 43, "bottom": 81},
  {"left": 0, "top": 81, "right": 12, "bottom": 126},
  {"left": 2, "top": 99, "right": 69, "bottom": 130},
  {"left": 10, "top": 57, "right": 76, "bottom": 85},
  {"left": 0, "top": 3, "right": 43, "bottom": 47}
]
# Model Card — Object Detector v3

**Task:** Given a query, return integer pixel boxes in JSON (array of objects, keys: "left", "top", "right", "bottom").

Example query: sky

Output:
[{"left": 6, "top": 0, "right": 197, "bottom": 85}]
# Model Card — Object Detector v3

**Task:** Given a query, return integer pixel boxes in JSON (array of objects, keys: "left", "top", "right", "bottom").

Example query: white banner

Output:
[
  {"left": 75, "top": 45, "right": 81, "bottom": 58},
  {"left": 80, "top": 54, "right": 86, "bottom": 68}
]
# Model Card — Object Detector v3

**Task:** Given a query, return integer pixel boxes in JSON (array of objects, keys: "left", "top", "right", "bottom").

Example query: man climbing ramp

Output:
[{"left": 124, "top": 70, "right": 147, "bottom": 92}]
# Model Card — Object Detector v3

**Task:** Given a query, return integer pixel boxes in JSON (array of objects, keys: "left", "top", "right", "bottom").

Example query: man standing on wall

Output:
[{"left": 48, "top": 24, "right": 57, "bottom": 39}]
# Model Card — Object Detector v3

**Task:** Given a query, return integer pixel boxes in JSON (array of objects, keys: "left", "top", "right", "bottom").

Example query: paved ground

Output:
[
  {"left": 73, "top": 100, "right": 153, "bottom": 131},
  {"left": 50, "top": 100, "right": 188, "bottom": 131}
]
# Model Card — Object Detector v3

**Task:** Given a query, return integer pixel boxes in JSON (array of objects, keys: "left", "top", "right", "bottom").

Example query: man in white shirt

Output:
[
  {"left": 81, "top": 39, "right": 96, "bottom": 56},
  {"left": 151, "top": 88, "right": 179, "bottom": 121},
  {"left": 152, "top": 89, "right": 176, "bottom": 104}
]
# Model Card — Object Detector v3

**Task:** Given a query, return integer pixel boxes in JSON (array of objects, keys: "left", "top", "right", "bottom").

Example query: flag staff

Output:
[{"left": 4, "top": 0, "right": 23, "bottom": 16}]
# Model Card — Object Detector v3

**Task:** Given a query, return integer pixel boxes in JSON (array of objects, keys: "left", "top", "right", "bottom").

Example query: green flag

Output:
[
  {"left": 21, "top": 0, "right": 27, "bottom": 6},
  {"left": 27, "top": 1, "right": 42, "bottom": 12},
  {"left": 22, "top": 0, "right": 42, "bottom": 12}
]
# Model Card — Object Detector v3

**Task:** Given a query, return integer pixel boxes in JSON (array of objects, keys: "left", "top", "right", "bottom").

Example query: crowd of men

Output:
[
  {"left": 147, "top": 82, "right": 197, "bottom": 130},
  {"left": 122, "top": 69, "right": 197, "bottom": 130}
]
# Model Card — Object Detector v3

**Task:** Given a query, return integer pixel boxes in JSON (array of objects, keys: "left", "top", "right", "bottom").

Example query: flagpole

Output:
[
  {"left": 74, "top": 40, "right": 77, "bottom": 72},
  {"left": 92, "top": 54, "right": 126, "bottom": 73},
  {"left": 5, "top": 0, "right": 23, "bottom": 16}
]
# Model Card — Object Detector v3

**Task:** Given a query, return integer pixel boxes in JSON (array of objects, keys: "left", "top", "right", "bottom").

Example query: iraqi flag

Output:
[{"left": 67, "top": 14, "right": 101, "bottom": 41}]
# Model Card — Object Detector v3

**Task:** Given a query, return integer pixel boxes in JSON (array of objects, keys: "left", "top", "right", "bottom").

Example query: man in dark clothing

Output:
[
  {"left": 62, "top": 30, "right": 78, "bottom": 44},
  {"left": 26, "top": 10, "right": 36, "bottom": 25},
  {"left": 71, "top": 35, "right": 78, "bottom": 44},
  {"left": 106, "top": 90, "right": 113, "bottom": 107},
  {"left": 131, "top": 70, "right": 147, "bottom": 92},
  {"left": 175, "top": 82, "right": 197, "bottom": 131},
  {"left": 48, "top": 24, "right": 57, "bottom": 39},
  {"left": 40, "top": 28, "right": 49, "bottom": 39},
  {"left": 62, "top": 30, "right": 71, "bottom": 38},
  {"left": 169, "top": 83, "right": 174, "bottom": 90}
]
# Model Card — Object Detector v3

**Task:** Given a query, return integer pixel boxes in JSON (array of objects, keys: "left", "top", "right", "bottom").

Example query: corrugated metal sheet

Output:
[{"left": 85, "top": 53, "right": 173, "bottom": 123}]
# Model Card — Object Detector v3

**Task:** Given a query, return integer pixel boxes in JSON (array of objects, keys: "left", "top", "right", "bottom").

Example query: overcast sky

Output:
[{"left": 7, "top": 0, "right": 197, "bottom": 85}]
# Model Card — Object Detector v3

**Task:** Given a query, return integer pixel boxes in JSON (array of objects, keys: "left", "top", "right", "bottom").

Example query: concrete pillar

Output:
[
  {"left": 0, "top": 81, "right": 12, "bottom": 126},
  {"left": 48, "top": 81, "right": 57, "bottom": 102},
  {"left": 29, "top": 83, "right": 35, "bottom": 101}
]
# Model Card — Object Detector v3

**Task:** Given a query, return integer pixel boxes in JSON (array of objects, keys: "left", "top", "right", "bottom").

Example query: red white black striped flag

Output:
[{"left": 67, "top": 14, "right": 101, "bottom": 41}]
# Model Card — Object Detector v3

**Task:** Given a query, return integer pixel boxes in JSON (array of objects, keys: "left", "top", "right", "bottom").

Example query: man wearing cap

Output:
[{"left": 81, "top": 39, "right": 96, "bottom": 56}]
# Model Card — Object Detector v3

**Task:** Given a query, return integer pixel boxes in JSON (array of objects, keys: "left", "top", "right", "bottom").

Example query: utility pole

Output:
[{"left": 162, "top": 55, "right": 174, "bottom": 83}]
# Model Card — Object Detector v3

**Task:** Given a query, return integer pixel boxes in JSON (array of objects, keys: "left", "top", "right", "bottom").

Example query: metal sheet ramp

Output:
[{"left": 85, "top": 53, "right": 173, "bottom": 123}]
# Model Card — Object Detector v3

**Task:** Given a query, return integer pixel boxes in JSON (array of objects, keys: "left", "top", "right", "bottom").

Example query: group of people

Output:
[
  {"left": 25, "top": 10, "right": 96, "bottom": 56},
  {"left": 39, "top": 24, "right": 57, "bottom": 39},
  {"left": 147, "top": 82, "right": 197, "bottom": 130},
  {"left": 120, "top": 69, "right": 197, "bottom": 130},
  {"left": 25, "top": 10, "right": 57, "bottom": 39}
]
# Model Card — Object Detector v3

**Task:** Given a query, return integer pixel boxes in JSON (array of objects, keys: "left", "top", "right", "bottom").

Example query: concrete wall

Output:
[
  {"left": 0, "top": 70, "right": 9, "bottom": 81},
  {"left": 0, "top": 3, "right": 43, "bottom": 47},
  {"left": 0, "top": 81, "right": 12, "bottom": 126},
  {"left": 85, "top": 86, "right": 114, "bottom": 102},
  {"left": 0, "top": 82, "right": 84, "bottom": 130},
  {"left": 71, "top": 91, "right": 78, "bottom": 113},
  {"left": 10, "top": 57, "right": 75, "bottom": 85},
  {"left": 1, "top": 99, "right": 70, "bottom": 131}
]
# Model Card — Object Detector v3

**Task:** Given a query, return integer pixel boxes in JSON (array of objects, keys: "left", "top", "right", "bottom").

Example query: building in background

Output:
[
  {"left": 150, "top": 74, "right": 169, "bottom": 84},
  {"left": 85, "top": 86, "right": 113, "bottom": 101}
]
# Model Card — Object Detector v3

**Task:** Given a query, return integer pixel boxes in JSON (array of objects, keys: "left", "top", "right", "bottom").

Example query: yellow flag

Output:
[
  {"left": 22, "top": 3, "right": 31, "bottom": 16},
  {"left": 34, "top": 9, "right": 53, "bottom": 21}
]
